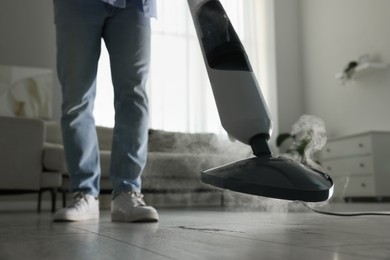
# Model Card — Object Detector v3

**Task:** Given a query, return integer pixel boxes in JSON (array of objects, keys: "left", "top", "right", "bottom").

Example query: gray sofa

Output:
[
  {"left": 0, "top": 115, "right": 252, "bottom": 209},
  {"left": 43, "top": 121, "right": 252, "bottom": 207}
]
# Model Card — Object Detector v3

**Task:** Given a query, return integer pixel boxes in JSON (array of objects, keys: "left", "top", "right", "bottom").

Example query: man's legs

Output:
[{"left": 53, "top": 0, "right": 157, "bottom": 222}]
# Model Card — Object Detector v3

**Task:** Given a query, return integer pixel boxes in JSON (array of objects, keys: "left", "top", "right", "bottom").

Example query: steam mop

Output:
[{"left": 187, "top": 0, "right": 334, "bottom": 202}]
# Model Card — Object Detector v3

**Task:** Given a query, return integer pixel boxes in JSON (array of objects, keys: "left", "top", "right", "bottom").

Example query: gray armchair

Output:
[{"left": 0, "top": 116, "right": 62, "bottom": 212}]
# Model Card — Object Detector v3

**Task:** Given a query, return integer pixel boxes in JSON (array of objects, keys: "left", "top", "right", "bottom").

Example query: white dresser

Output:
[{"left": 320, "top": 131, "right": 390, "bottom": 200}]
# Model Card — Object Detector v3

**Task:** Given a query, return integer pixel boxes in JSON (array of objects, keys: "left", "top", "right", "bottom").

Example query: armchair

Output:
[{"left": 0, "top": 116, "right": 62, "bottom": 212}]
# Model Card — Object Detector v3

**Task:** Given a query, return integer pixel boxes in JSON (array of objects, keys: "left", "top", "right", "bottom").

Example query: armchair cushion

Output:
[{"left": 43, "top": 143, "right": 67, "bottom": 172}]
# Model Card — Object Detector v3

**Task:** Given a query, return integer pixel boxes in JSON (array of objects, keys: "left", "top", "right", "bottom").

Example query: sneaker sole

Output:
[
  {"left": 111, "top": 212, "right": 159, "bottom": 223},
  {"left": 53, "top": 212, "right": 100, "bottom": 222}
]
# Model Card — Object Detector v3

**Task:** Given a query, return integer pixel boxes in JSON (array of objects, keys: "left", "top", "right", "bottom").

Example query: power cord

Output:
[
  {"left": 300, "top": 174, "right": 390, "bottom": 216},
  {"left": 300, "top": 202, "right": 390, "bottom": 217}
]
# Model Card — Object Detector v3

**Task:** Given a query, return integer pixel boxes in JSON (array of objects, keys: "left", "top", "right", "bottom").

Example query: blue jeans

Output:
[{"left": 54, "top": 0, "right": 151, "bottom": 197}]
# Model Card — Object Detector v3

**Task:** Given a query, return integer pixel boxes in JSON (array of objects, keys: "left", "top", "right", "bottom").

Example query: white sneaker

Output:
[
  {"left": 53, "top": 192, "right": 99, "bottom": 222},
  {"left": 111, "top": 192, "right": 159, "bottom": 222}
]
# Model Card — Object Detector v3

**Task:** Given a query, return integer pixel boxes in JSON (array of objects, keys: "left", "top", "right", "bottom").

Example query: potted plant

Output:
[{"left": 275, "top": 114, "right": 327, "bottom": 169}]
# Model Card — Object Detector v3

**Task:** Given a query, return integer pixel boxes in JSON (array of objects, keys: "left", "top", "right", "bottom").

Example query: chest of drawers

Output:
[{"left": 320, "top": 132, "right": 390, "bottom": 199}]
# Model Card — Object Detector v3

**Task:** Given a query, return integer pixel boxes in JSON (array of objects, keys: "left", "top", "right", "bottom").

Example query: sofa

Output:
[
  {"left": 0, "top": 116, "right": 63, "bottom": 212},
  {"left": 42, "top": 121, "right": 252, "bottom": 208},
  {"left": 0, "top": 115, "right": 252, "bottom": 209}
]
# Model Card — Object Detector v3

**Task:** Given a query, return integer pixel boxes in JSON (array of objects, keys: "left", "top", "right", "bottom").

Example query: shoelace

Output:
[
  {"left": 67, "top": 192, "right": 88, "bottom": 210},
  {"left": 73, "top": 192, "right": 85, "bottom": 201},
  {"left": 124, "top": 192, "right": 146, "bottom": 207}
]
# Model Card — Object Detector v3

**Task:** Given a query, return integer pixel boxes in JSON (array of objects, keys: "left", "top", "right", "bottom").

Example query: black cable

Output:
[{"left": 300, "top": 202, "right": 390, "bottom": 217}]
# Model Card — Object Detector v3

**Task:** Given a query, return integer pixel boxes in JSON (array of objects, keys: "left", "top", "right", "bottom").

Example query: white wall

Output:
[
  {"left": 0, "top": 0, "right": 61, "bottom": 119},
  {"left": 273, "top": 0, "right": 305, "bottom": 134},
  {"left": 299, "top": 0, "right": 390, "bottom": 138}
]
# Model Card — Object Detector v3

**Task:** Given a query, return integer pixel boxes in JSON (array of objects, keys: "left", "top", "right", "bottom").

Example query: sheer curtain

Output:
[{"left": 94, "top": 0, "right": 277, "bottom": 136}]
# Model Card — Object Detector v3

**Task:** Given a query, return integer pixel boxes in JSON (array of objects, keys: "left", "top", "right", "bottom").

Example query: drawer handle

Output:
[
  {"left": 359, "top": 163, "right": 365, "bottom": 168},
  {"left": 327, "top": 166, "right": 332, "bottom": 171},
  {"left": 361, "top": 183, "right": 366, "bottom": 188},
  {"left": 326, "top": 148, "right": 331, "bottom": 153},
  {"left": 358, "top": 143, "right": 364, "bottom": 148}
]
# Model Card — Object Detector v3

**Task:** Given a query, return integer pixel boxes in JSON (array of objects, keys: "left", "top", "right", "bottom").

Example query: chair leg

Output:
[
  {"left": 37, "top": 188, "right": 59, "bottom": 213},
  {"left": 50, "top": 188, "right": 57, "bottom": 213},
  {"left": 62, "top": 190, "right": 67, "bottom": 207}
]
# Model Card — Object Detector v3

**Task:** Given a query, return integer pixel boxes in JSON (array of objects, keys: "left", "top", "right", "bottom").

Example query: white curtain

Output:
[{"left": 94, "top": 0, "right": 277, "bottom": 136}]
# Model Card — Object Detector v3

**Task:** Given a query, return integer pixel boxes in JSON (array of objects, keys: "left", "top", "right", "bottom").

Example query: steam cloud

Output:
[
  {"left": 289, "top": 114, "right": 327, "bottom": 171},
  {"left": 224, "top": 114, "right": 329, "bottom": 212}
]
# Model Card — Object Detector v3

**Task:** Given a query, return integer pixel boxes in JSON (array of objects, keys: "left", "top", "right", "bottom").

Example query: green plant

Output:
[
  {"left": 277, "top": 133, "right": 308, "bottom": 162},
  {"left": 277, "top": 115, "right": 327, "bottom": 167}
]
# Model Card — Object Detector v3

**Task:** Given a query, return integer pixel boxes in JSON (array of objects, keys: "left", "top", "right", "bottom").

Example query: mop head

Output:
[{"left": 202, "top": 156, "right": 334, "bottom": 202}]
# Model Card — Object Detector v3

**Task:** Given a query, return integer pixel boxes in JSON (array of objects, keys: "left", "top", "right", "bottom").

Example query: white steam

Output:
[
  {"left": 223, "top": 115, "right": 329, "bottom": 212},
  {"left": 289, "top": 114, "right": 327, "bottom": 171}
]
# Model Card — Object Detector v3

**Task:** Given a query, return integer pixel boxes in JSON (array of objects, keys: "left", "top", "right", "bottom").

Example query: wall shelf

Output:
[
  {"left": 335, "top": 55, "right": 389, "bottom": 84},
  {"left": 336, "top": 62, "right": 388, "bottom": 80}
]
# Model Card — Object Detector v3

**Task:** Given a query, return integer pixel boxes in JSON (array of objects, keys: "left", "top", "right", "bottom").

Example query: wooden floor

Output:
[{"left": 1, "top": 203, "right": 390, "bottom": 260}]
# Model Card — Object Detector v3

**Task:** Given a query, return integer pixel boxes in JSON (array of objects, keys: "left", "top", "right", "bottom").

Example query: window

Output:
[{"left": 94, "top": 0, "right": 273, "bottom": 136}]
